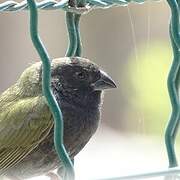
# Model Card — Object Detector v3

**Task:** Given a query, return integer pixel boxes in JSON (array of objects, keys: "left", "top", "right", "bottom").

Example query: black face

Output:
[
  {"left": 51, "top": 58, "right": 116, "bottom": 107},
  {"left": 54, "top": 63, "right": 101, "bottom": 92}
]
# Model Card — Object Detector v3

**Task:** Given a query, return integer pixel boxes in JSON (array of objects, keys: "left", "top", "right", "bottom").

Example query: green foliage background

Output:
[{"left": 127, "top": 41, "right": 172, "bottom": 134}]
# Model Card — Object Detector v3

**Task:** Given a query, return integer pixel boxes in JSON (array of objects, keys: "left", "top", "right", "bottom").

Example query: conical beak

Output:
[{"left": 93, "top": 70, "right": 117, "bottom": 91}]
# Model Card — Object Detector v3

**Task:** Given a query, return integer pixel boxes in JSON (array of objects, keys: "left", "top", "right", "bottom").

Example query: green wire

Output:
[
  {"left": 65, "top": 11, "right": 78, "bottom": 56},
  {"left": 65, "top": 0, "right": 78, "bottom": 57},
  {"left": 74, "top": 14, "right": 82, "bottom": 56},
  {"left": 26, "top": 0, "right": 75, "bottom": 179},
  {"left": 65, "top": 0, "right": 85, "bottom": 57},
  {"left": 165, "top": 21, "right": 180, "bottom": 168},
  {"left": 165, "top": 0, "right": 180, "bottom": 168},
  {"left": 74, "top": 0, "right": 86, "bottom": 56},
  {"left": 100, "top": 167, "right": 180, "bottom": 180},
  {"left": 166, "top": 0, "right": 180, "bottom": 48}
]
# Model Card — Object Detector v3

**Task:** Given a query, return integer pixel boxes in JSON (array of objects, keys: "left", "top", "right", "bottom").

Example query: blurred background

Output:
[{"left": 0, "top": 0, "right": 178, "bottom": 179}]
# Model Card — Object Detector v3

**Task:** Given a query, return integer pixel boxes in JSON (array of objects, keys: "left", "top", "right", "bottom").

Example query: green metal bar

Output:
[
  {"left": 74, "top": 0, "right": 86, "bottom": 57},
  {"left": 100, "top": 167, "right": 180, "bottom": 180},
  {"left": 74, "top": 0, "right": 87, "bottom": 57},
  {"left": 165, "top": 21, "right": 180, "bottom": 168},
  {"left": 166, "top": 0, "right": 180, "bottom": 48},
  {"left": 74, "top": 14, "right": 82, "bottom": 56},
  {"left": 0, "top": 0, "right": 137, "bottom": 12},
  {"left": 165, "top": 0, "right": 180, "bottom": 168},
  {"left": 171, "top": 25, "right": 180, "bottom": 150},
  {"left": 65, "top": 11, "right": 78, "bottom": 57},
  {"left": 65, "top": 0, "right": 84, "bottom": 57},
  {"left": 26, "top": 0, "right": 75, "bottom": 179},
  {"left": 65, "top": 0, "right": 78, "bottom": 57}
]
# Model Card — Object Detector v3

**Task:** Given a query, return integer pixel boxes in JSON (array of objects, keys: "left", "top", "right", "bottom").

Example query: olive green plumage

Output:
[
  {"left": 0, "top": 57, "right": 116, "bottom": 179},
  {"left": 0, "top": 61, "right": 53, "bottom": 177}
]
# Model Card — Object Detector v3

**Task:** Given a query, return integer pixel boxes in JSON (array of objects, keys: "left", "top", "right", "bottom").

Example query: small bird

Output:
[{"left": 0, "top": 57, "right": 116, "bottom": 180}]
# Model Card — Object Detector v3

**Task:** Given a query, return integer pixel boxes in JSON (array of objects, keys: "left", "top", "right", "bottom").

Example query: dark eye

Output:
[
  {"left": 58, "top": 82, "right": 61, "bottom": 87},
  {"left": 75, "top": 71, "right": 86, "bottom": 79}
]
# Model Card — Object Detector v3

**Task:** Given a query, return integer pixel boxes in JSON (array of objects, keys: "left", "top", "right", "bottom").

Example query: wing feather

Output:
[{"left": 0, "top": 93, "right": 53, "bottom": 174}]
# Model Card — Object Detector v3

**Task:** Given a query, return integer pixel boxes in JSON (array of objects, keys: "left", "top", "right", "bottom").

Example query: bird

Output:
[{"left": 0, "top": 57, "right": 116, "bottom": 180}]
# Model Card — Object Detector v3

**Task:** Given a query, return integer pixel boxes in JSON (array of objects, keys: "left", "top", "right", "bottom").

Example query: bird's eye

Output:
[
  {"left": 58, "top": 82, "right": 61, "bottom": 87},
  {"left": 75, "top": 71, "right": 86, "bottom": 79}
]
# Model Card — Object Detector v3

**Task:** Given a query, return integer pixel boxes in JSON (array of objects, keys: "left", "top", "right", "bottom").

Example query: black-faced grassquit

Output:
[{"left": 0, "top": 57, "right": 116, "bottom": 179}]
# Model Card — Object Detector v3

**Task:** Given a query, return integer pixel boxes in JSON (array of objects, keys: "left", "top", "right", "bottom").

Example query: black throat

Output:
[{"left": 51, "top": 83, "right": 102, "bottom": 110}]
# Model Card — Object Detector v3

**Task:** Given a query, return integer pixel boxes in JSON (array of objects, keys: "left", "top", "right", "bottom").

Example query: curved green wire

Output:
[
  {"left": 65, "top": 0, "right": 78, "bottom": 57},
  {"left": 65, "top": 11, "right": 78, "bottom": 56},
  {"left": 65, "top": 0, "right": 85, "bottom": 57},
  {"left": 165, "top": 0, "right": 180, "bottom": 168},
  {"left": 74, "top": 0, "right": 86, "bottom": 56},
  {"left": 165, "top": 22, "right": 180, "bottom": 167},
  {"left": 74, "top": 14, "right": 82, "bottom": 56},
  {"left": 166, "top": 0, "right": 180, "bottom": 48},
  {"left": 26, "top": 0, "right": 75, "bottom": 179}
]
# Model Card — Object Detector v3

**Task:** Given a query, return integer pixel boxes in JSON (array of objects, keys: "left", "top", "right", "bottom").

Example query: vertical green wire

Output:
[
  {"left": 165, "top": 22, "right": 180, "bottom": 167},
  {"left": 74, "top": 0, "right": 86, "bottom": 56},
  {"left": 74, "top": 14, "right": 82, "bottom": 56},
  {"left": 65, "top": 0, "right": 85, "bottom": 57},
  {"left": 65, "top": 0, "right": 78, "bottom": 57},
  {"left": 26, "top": 0, "right": 75, "bottom": 179},
  {"left": 66, "top": 11, "right": 78, "bottom": 56},
  {"left": 165, "top": 0, "right": 180, "bottom": 168}
]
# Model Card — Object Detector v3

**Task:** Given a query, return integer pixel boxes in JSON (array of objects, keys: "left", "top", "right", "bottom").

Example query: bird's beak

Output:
[{"left": 93, "top": 70, "right": 117, "bottom": 91}]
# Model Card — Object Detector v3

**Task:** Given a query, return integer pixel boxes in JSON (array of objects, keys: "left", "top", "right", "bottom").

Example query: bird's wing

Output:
[{"left": 0, "top": 95, "right": 53, "bottom": 174}]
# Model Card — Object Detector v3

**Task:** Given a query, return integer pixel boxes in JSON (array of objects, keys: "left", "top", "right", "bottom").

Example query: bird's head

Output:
[
  {"left": 51, "top": 57, "right": 116, "bottom": 92},
  {"left": 51, "top": 57, "right": 116, "bottom": 108},
  {"left": 18, "top": 57, "right": 116, "bottom": 108}
]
